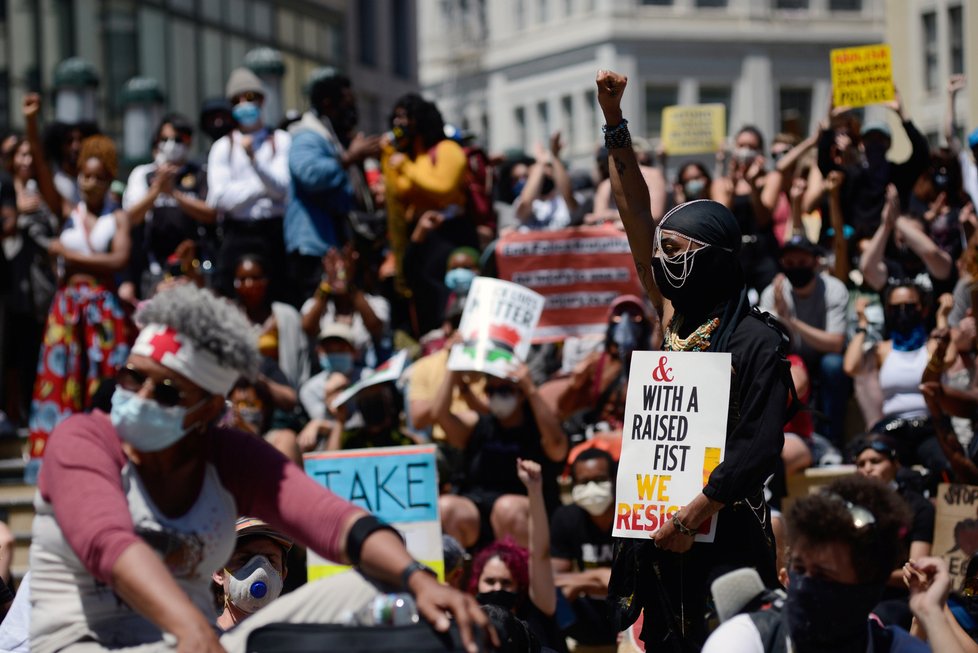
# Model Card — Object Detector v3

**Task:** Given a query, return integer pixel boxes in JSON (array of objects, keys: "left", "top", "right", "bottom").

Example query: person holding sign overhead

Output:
[{"left": 595, "top": 69, "right": 793, "bottom": 652}]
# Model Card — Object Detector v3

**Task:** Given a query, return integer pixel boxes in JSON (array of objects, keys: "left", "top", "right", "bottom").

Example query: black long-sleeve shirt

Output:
[{"left": 817, "top": 120, "right": 931, "bottom": 238}]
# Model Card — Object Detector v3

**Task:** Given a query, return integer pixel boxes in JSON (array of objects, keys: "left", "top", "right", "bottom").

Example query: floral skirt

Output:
[{"left": 28, "top": 280, "right": 132, "bottom": 460}]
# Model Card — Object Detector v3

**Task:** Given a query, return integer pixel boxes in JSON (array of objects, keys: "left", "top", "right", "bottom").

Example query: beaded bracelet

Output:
[
  {"left": 671, "top": 513, "right": 697, "bottom": 537},
  {"left": 602, "top": 119, "right": 632, "bottom": 150}
]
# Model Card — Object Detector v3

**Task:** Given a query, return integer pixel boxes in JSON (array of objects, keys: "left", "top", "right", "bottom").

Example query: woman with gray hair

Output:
[{"left": 29, "top": 283, "right": 493, "bottom": 653}]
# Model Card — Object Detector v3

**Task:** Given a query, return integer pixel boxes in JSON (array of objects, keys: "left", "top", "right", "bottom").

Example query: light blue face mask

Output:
[
  {"left": 232, "top": 102, "right": 262, "bottom": 128},
  {"left": 319, "top": 351, "right": 355, "bottom": 375},
  {"left": 445, "top": 267, "right": 476, "bottom": 294},
  {"left": 110, "top": 387, "right": 206, "bottom": 453}
]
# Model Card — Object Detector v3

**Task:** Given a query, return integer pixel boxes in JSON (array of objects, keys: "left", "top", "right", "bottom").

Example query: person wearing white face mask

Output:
[
  {"left": 123, "top": 114, "right": 217, "bottom": 299},
  {"left": 28, "top": 282, "right": 495, "bottom": 653},
  {"left": 550, "top": 449, "right": 618, "bottom": 649},
  {"left": 435, "top": 362, "right": 569, "bottom": 551},
  {"left": 213, "top": 517, "right": 292, "bottom": 630}
]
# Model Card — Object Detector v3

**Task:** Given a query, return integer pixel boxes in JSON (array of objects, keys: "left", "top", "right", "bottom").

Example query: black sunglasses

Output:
[
  {"left": 231, "top": 91, "right": 261, "bottom": 106},
  {"left": 116, "top": 364, "right": 188, "bottom": 408}
]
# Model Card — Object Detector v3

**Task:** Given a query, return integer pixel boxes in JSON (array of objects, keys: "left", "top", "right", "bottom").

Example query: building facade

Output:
[
  {"left": 419, "top": 0, "right": 888, "bottom": 166},
  {"left": 0, "top": 0, "right": 417, "bottom": 160}
]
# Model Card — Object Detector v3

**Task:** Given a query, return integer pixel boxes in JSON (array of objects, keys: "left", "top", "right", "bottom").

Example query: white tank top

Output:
[
  {"left": 879, "top": 345, "right": 929, "bottom": 419},
  {"left": 59, "top": 202, "right": 116, "bottom": 254}
]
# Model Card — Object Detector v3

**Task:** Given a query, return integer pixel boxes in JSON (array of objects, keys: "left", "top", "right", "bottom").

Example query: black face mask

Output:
[
  {"left": 476, "top": 589, "right": 520, "bottom": 612},
  {"left": 539, "top": 175, "right": 556, "bottom": 196},
  {"left": 886, "top": 304, "right": 922, "bottom": 335},
  {"left": 785, "top": 570, "right": 882, "bottom": 653},
  {"left": 652, "top": 247, "right": 739, "bottom": 320},
  {"left": 783, "top": 266, "right": 816, "bottom": 289},
  {"left": 607, "top": 311, "right": 647, "bottom": 367}
]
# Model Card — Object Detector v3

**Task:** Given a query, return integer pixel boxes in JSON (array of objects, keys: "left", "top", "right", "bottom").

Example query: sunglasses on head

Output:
[
  {"left": 826, "top": 492, "right": 877, "bottom": 531},
  {"left": 116, "top": 364, "right": 189, "bottom": 408}
]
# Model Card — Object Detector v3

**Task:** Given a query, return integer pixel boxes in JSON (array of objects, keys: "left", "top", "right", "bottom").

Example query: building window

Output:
[
  {"left": 391, "top": 0, "right": 411, "bottom": 78},
  {"left": 226, "top": 0, "right": 248, "bottom": 32},
  {"left": 922, "top": 11, "right": 938, "bottom": 92},
  {"left": 251, "top": 1, "right": 272, "bottom": 39},
  {"left": 778, "top": 87, "right": 812, "bottom": 137},
  {"left": 641, "top": 0, "right": 673, "bottom": 5},
  {"left": 775, "top": 0, "right": 808, "bottom": 9},
  {"left": 514, "top": 106, "right": 526, "bottom": 150},
  {"left": 358, "top": 0, "right": 377, "bottom": 67},
  {"left": 537, "top": 101, "right": 550, "bottom": 140},
  {"left": 695, "top": 0, "right": 727, "bottom": 7},
  {"left": 699, "top": 85, "right": 732, "bottom": 132},
  {"left": 949, "top": 5, "right": 964, "bottom": 76},
  {"left": 645, "top": 85, "right": 678, "bottom": 138},
  {"left": 584, "top": 90, "right": 597, "bottom": 135},
  {"left": 560, "top": 95, "right": 573, "bottom": 144},
  {"left": 538, "top": 0, "right": 548, "bottom": 23},
  {"left": 515, "top": 0, "right": 524, "bottom": 29},
  {"left": 828, "top": 0, "right": 861, "bottom": 9}
]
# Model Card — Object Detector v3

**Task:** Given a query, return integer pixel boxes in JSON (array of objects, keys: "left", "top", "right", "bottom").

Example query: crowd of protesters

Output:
[{"left": 0, "top": 58, "right": 975, "bottom": 652}]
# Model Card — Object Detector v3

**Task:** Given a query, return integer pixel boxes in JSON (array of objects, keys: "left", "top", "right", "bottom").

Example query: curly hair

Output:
[
  {"left": 391, "top": 93, "right": 446, "bottom": 151},
  {"left": 786, "top": 475, "right": 911, "bottom": 585},
  {"left": 135, "top": 282, "right": 260, "bottom": 380},
  {"left": 467, "top": 537, "right": 530, "bottom": 598},
  {"left": 77, "top": 134, "right": 118, "bottom": 181}
]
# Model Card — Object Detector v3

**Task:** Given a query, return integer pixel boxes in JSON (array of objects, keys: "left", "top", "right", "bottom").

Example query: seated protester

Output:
[
  {"left": 223, "top": 378, "right": 275, "bottom": 437},
  {"left": 860, "top": 184, "right": 954, "bottom": 293},
  {"left": 408, "top": 298, "right": 486, "bottom": 442},
  {"left": 510, "top": 134, "right": 578, "bottom": 233},
  {"left": 469, "top": 459, "right": 564, "bottom": 653},
  {"left": 783, "top": 353, "right": 815, "bottom": 474},
  {"left": 556, "top": 295, "right": 653, "bottom": 446},
  {"left": 479, "top": 604, "right": 542, "bottom": 653},
  {"left": 549, "top": 449, "right": 618, "bottom": 648},
  {"left": 844, "top": 283, "right": 957, "bottom": 476},
  {"left": 298, "top": 322, "right": 364, "bottom": 423},
  {"left": 295, "top": 372, "right": 353, "bottom": 456},
  {"left": 921, "top": 375, "right": 978, "bottom": 485},
  {"left": 122, "top": 113, "right": 216, "bottom": 300},
  {"left": 760, "top": 234, "right": 848, "bottom": 446},
  {"left": 850, "top": 435, "right": 936, "bottom": 630},
  {"left": 436, "top": 364, "right": 568, "bottom": 548},
  {"left": 214, "top": 517, "right": 292, "bottom": 630},
  {"left": 327, "top": 379, "right": 416, "bottom": 451},
  {"left": 702, "top": 475, "right": 932, "bottom": 653},
  {"left": 300, "top": 244, "right": 390, "bottom": 368}
]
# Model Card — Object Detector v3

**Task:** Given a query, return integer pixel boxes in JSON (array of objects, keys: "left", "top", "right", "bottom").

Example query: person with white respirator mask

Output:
[{"left": 213, "top": 517, "right": 292, "bottom": 629}]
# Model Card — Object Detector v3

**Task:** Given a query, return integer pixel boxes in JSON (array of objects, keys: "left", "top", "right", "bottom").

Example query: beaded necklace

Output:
[{"left": 664, "top": 316, "right": 720, "bottom": 352}]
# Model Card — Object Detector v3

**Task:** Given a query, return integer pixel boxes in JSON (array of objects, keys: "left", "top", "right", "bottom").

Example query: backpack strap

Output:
[
  {"left": 747, "top": 609, "right": 789, "bottom": 653},
  {"left": 747, "top": 307, "right": 805, "bottom": 424}
]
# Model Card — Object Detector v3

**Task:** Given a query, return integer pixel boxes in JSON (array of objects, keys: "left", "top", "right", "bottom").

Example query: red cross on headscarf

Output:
[{"left": 147, "top": 328, "right": 182, "bottom": 362}]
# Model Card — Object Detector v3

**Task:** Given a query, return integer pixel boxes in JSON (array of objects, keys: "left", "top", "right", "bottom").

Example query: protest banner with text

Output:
[
  {"left": 661, "top": 104, "right": 726, "bottom": 155},
  {"left": 933, "top": 483, "right": 978, "bottom": 591},
  {"left": 304, "top": 445, "right": 443, "bottom": 581},
  {"left": 614, "top": 351, "right": 730, "bottom": 542},
  {"left": 495, "top": 226, "right": 645, "bottom": 343},
  {"left": 831, "top": 44, "right": 895, "bottom": 109},
  {"left": 447, "top": 276, "right": 545, "bottom": 377}
]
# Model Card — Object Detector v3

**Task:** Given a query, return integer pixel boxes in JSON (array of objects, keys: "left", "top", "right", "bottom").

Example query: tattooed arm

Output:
[{"left": 596, "top": 70, "right": 661, "bottom": 307}]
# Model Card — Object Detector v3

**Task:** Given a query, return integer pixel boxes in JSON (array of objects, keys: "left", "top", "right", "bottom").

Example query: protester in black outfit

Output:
[{"left": 595, "top": 69, "right": 792, "bottom": 652}]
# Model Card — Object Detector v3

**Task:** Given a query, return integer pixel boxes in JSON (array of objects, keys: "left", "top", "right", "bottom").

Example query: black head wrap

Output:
[{"left": 655, "top": 200, "right": 749, "bottom": 352}]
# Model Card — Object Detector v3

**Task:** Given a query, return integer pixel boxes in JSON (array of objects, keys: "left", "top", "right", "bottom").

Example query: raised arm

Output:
[
  {"left": 517, "top": 459, "right": 557, "bottom": 616},
  {"left": 549, "top": 131, "right": 578, "bottom": 214},
  {"left": 859, "top": 184, "right": 899, "bottom": 291},
  {"left": 595, "top": 70, "right": 656, "bottom": 302},
  {"left": 23, "top": 93, "right": 69, "bottom": 221},
  {"left": 945, "top": 76, "right": 966, "bottom": 152}
]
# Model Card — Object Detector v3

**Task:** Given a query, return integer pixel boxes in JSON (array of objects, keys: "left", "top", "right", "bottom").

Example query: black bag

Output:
[{"left": 245, "top": 621, "right": 483, "bottom": 653}]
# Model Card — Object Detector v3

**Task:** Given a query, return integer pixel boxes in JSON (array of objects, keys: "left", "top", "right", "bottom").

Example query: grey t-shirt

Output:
[{"left": 759, "top": 272, "right": 848, "bottom": 364}]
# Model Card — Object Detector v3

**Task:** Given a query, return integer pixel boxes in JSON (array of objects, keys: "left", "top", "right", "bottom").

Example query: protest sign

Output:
[
  {"left": 495, "top": 226, "right": 645, "bottom": 343},
  {"left": 304, "top": 445, "right": 443, "bottom": 581},
  {"left": 933, "top": 483, "right": 978, "bottom": 591},
  {"left": 613, "top": 350, "right": 730, "bottom": 542},
  {"left": 331, "top": 349, "right": 408, "bottom": 410},
  {"left": 830, "top": 44, "right": 895, "bottom": 108},
  {"left": 446, "top": 277, "right": 544, "bottom": 378},
  {"left": 661, "top": 104, "right": 726, "bottom": 155}
]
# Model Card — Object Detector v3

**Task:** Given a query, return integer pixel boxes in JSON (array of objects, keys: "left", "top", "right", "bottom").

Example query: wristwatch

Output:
[{"left": 400, "top": 560, "right": 437, "bottom": 591}]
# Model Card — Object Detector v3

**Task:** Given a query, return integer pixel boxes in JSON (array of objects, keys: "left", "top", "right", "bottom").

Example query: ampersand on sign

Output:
[{"left": 652, "top": 355, "right": 674, "bottom": 382}]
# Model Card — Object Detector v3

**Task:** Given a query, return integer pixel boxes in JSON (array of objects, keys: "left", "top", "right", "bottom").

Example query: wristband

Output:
[
  {"left": 602, "top": 119, "right": 632, "bottom": 150},
  {"left": 671, "top": 513, "right": 697, "bottom": 538},
  {"left": 400, "top": 560, "right": 437, "bottom": 591},
  {"left": 854, "top": 326, "right": 867, "bottom": 335},
  {"left": 345, "top": 514, "right": 402, "bottom": 566}
]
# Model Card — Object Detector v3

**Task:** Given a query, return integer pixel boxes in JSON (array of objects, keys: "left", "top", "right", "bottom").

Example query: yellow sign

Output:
[
  {"left": 661, "top": 104, "right": 726, "bottom": 155},
  {"left": 831, "top": 44, "right": 895, "bottom": 108}
]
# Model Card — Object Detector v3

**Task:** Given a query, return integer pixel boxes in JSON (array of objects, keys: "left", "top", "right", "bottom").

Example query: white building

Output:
[{"left": 419, "top": 0, "right": 886, "bottom": 166}]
